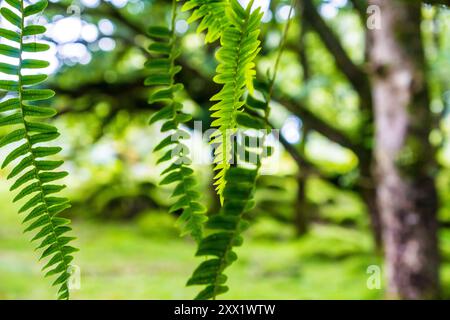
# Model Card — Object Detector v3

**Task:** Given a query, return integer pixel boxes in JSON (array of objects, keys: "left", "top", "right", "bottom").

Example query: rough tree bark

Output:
[{"left": 368, "top": 0, "right": 440, "bottom": 299}]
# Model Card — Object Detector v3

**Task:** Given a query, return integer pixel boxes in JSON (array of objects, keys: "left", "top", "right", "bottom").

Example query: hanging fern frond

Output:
[
  {"left": 185, "top": 104, "right": 273, "bottom": 299},
  {"left": 186, "top": 82, "right": 270, "bottom": 300},
  {"left": 208, "top": 0, "right": 262, "bottom": 202},
  {"left": 146, "top": 0, "right": 207, "bottom": 242},
  {"left": 187, "top": 0, "right": 297, "bottom": 300},
  {"left": 186, "top": 0, "right": 266, "bottom": 300},
  {"left": 180, "top": 0, "right": 263, "bottom": 200},
  {"left": 0, "top": 0, "right": 77, "bottom": 299},
  {"left": 180, "top": 0, "right": 230, "bottom": 43},
  {"left": 187, "top": 165, "right": 259, "bottom": 299}
]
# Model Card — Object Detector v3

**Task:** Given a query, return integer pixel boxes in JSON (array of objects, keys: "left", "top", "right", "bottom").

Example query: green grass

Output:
[
  {"left": 0, "top": 221, "right": 383, "bottom": 299},
  {"left": 0, "top": 184, "right": 384, "bottom": 299},
  {"left": 2, "top": 184, "right": 446, "bottom": 300}
]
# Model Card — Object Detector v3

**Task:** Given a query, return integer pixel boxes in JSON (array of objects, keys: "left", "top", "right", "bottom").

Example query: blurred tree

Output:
[{"left": 368, "top": 0, "right": 439, "bottom": 299}]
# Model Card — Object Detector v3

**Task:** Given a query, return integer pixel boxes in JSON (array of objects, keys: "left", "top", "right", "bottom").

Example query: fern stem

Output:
[
  {"left": 270, "top": 0, "right": 297, "bottom": 88},
  {"left": 171, "top": 0, "right": 177, "bottom": 34},
  {"left": 257, "top": 0, "right": 296, "bottom": 170},
  {"left": 266, "top": 0, "right": 297, "bottom": 120}
]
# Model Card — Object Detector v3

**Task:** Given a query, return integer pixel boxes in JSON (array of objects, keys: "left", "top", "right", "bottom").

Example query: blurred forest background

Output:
[{"left": 0, "top": 0, "right": 449, "bottom": 299}]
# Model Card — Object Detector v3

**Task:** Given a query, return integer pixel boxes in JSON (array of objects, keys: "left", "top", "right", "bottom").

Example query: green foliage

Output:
[
  {"left": 146, "top": 1, "right": 207, "bottom": 242},
  {"left": 186, "top": 96, "right": 269, "bottom": 299},
  {"left": 187, "top": 166, "right": 257, "bottom": 299},
  {"left": 183, "top": 0, "right": 264, "bottom": 201},
  {"left": 180, "top": 0, "right": 230, "bottom": 43},
  {"left": 180, "top": 0, "right": 275, "bottom": 300},
  {"left": 0, "top": 0, "right": 77, "bottom": 299},
  {"left": 208, "top": 0, "right": 262, "bottom": 201}
]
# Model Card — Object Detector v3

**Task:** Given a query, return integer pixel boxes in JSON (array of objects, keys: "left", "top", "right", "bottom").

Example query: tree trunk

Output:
[
  {"left": 294, "top": 173, "right": 309, "bottom": 236},
  {"left": 294, "top": 126, "right": 310, "bottom": 236},
  {"left": 368, "top": 0, "right": 439, "bottom": 299},
  {"left": 360, "top": 182, "right": 383, "bottom": 251}
]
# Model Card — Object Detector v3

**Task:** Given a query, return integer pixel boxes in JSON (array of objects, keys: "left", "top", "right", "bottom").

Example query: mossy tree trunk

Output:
[{"left": 368, "top": 0, "right": 440, "bottom": 299}]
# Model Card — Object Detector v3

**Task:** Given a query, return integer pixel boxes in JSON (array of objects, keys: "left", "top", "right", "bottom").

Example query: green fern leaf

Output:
[
  {"left": 146, "top": 0, "right": 207, "bottom": 242},
  {"left": 208, "top": 0, "right": 262, "bottom": 201},
  {"left": 187, "top": 166, "right": 257, "bottom": 299},
  {"left": 185, "top": 0, "right": 294, "bottom": 301},
  {"left": 0, "top": 0, "right": 77, "bottom": 300},
  {"left": 180, "top": 0, "right": 230, "bottom": 43}
]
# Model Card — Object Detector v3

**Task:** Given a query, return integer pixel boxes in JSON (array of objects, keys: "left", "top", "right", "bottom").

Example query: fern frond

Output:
[
  {"left": 180, "top": 0, "right": 230, "bottom": 43},
  {"left": 186, "top": 84, "right": 269, "bottom": 300},
  {"left": 185, "top": 0, "right": 299, "bottom": 299},
  {"left": 0, "top": 0, "right": 77, "bottom": 299},
  {"left": 187, "top": 166, "right": 257, "bottom": 299},
  {"left": 208, "top": 0, "right": 262, "bottom": 202},
  {"left": 146, "top": 1, "right": 207, "bottom": 242},
  {"left": 185, "top": 1, "right": 267, "bottom": 300},
  {"left": 181, "top": 0, "right": 263, "bottom": 200}
]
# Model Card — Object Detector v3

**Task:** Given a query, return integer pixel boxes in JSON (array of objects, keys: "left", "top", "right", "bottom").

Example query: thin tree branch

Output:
[
  {"left": 274, "top": 95, "right": 360, "bottom": 154},
  {"left": 300, "top": 0, "right": 371, "bottom": 109},
  {"left": 423, "top": 0, "right": 450, "bottom": 5}
]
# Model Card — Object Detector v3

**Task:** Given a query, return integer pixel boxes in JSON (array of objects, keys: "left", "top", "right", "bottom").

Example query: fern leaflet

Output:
[
  {"left": 180, "top": 0, "right": 230, "bottom": 43},
  {"left": 0, "top": 0, "right": 77, "bottom": 299}
]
